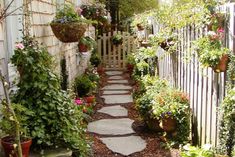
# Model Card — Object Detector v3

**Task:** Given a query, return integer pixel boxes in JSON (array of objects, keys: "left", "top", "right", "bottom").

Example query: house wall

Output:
[{"left": 29, "top": 0, "right": 95, "bottom": 85}]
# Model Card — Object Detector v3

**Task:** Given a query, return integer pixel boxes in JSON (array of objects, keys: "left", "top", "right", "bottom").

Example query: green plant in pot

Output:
[
  {"left": 152, "top": 88, "right": 190, "bottom": 145},
  {"left": 194, "top": 28, "right": 230, "bottom": 72},
  {"left": 126, "top": 53, "right": 135, "bottom": 74},
  {"left": 50, "top": 4, "right": 89, "bottom": 42},
  {"left": 90, "top": 53, "right": 101, "bottom": 67},
  {"left": 78, "top": 36, "right": 96, "bottom": 52},
  {"left": 111, "top": 34, "right": 123, "bottom": 46},
  {"left": 0, "top": 71, "right": 33, "bottom": 157},
  {"left": 11, "top": 36, "right": 90, "bottom": 156},
  {"left": 74, "top": 74, "right": 96, "bottom": 99}
]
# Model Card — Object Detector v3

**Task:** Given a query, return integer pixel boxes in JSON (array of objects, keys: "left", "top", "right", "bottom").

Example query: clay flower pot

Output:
[
  {"left": 1, "top": 136, "right": 32, "bottom": 157},
  {"left": 126, "top": 63, "right": 134, "bottom": 74},
  {"left": 145, "top": 117, "right": 162, "bottom": 132},
  {"left": 161, "top": 117, "right": 177, "bottom": 133},
  {"left": 78, "top": 43, "right": 89, "bottom": 52},
  {"left": 84, "top": 95, "right": 95, "bottom": 103},
  {"left": 136, "top": 23, "right": 144, "bottom": 31},
  {"left": 213, "top": 54, "right": 229, "bottom": 73}
]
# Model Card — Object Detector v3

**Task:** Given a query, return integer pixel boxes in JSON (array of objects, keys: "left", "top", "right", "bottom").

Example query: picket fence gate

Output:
[
  {"left": 153, "top": 3, "right": 235, "bottom": 147},
  {"left": 97, "top": 31, "right": 137, "bottom": 70}
]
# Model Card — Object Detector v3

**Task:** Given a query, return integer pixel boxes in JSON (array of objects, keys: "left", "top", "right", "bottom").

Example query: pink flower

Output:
[
  {"left": 217, "top": 28, "right": 224, "bottom": 33},
  {"left": 75, "top": 99, "right": 83, "bottom": 105},
  {"left": 76, "top": 7, "right": 83, "bottom": 15},
  {"left": 15, "top": 43, "right": 24, "bottom": 50}
]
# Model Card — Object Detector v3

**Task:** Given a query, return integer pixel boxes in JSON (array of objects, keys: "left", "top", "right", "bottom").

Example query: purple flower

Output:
[
  {"left": 15, "top": 43, "right": 24, "bottom": 50},
  {"left": 75, "top": 99, "right": 83, "bottom": 105}
]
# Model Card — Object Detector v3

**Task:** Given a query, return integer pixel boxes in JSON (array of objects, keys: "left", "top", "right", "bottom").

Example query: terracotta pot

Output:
[
  {"left": 213, "top": 54, "right": 229, "bottom": 73},
  {"left": 145, "top": 117, "right": 162, "bottom": 132},
  {"left": 97, "top": 65, "right": 104, "bottom": 75},
  {"left": 78, "top": 43, "right": 89, "bottom": 52},
  {"left": 84, "top": 95, "right": 95, "bottom": 103},
  {"left": 161, "top": 117, "right": 177, "bottom": 133},
  {"left": 136, "top": 24, "right": 144, "bottom": 31},
  {"left": 126, "top": 63, "right": 134, "bottom": 74},
  {"left": 1, "top": 136, "right": 32, "bottom": 157}
]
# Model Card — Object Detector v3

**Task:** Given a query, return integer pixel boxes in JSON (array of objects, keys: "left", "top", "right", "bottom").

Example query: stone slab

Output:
[
  {"left": 88, "top": 118, "right": 134, "bottom": 135},
  {"left": 100, "top": 136, "right": 146, "bottom": 156},
  {"left": 102, "top": 84, "right": 132, "bottom": 90},
  {"left": 103, "top": 90, "right": 129, "bottom": 95},
  {"left": 30, "top": 148, "right": 72, "bottom": 157},
  {"left": 98, "top": 105, "right": 128, "bottom": 117},
  {"left": 106, "top": 71, "right": 123, "bottom": 76},
  {"left": 101, "top": 95, "right": 133, "bottom": 104},
  {"left": 108, "top": 76, "right": 124, "bottom": 80},
  {"left": 108, "top": 80, "right": 129, "bottom": 84}
]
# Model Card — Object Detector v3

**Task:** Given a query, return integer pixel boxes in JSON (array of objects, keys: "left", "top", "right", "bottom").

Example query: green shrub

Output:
[
  {"left": 181, "top": 144, "right": 214, "bottom": 157},
  {"left": 11, "top": 36, "right": 90, "bottom": 156},
  {"left": 74, "top": 74, "right": 96, "bottom": 97}
]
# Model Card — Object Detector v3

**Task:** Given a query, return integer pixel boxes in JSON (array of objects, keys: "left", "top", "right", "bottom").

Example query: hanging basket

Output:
[
  {"left": 213, "top": 54, "right": 229, "bottom": 73},
  {"left": 50, "top": 23, "right": 87, "bottom": 43}
]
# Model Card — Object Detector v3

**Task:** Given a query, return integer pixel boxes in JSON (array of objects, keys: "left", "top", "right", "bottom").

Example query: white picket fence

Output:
[
  {"left": 97, "top": 31, "right": 137, "bottom": 70},
  {"left": 154, "top": 3, "right": 235, "bottom": 147}
]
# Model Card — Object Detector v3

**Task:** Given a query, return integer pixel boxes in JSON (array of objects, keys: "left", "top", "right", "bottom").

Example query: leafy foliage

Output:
[
  {"left": 181, "top": 144, "right": 214, "bottom": 157},
  {"left": 74, "top": 74, "right": 96, "bottom": 97},
  {"left": 218, "top": 87, "right": 235, "bottom": 157},
  {"left": 11, "top": 36, "right": 90, "bottom": 156}
]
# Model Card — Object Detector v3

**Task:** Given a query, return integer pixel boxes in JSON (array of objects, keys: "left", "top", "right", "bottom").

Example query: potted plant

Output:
[
  {"left": 78, "top": 36, "right": 96, "bottom": 52},
  {"left": 0, "top": 71, "right": 32, "bottom": 157},
  {"left": 74, "top": 74, "right": 96, "bottom": 100},
  {"left": 181, "top": 144, "right": 215, "bottom": 157},
  {"left": 126, "top": 53, "right": 135, "bottom": 74},
  {"left": 111, "top": 34, "right": 123, "bottom": 46},
  {"left": 50, "top": 4, "right": 88, "bottom": 42},
  {"left": 194, "top": 29, "right": 230, "bottom": 72},
  {"left": 90, "top": 52, "right": 101, "bottom": 67}
]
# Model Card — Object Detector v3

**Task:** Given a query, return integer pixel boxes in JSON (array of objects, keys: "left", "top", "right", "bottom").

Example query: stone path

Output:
[{"left": 88, "top": 71, "right": 146, "bottom": 156}]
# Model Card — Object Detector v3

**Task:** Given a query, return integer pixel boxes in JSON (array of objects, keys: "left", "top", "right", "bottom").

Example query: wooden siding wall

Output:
[
  {"left": 153, "top": 3, "right": 235, "bottom": 147},
  {"left": 29, "top": 0, "right": 94, "bottom": 85}
]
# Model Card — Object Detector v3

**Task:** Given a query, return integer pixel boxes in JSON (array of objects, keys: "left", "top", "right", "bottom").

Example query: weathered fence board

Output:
[{"left": 153, "top": 3, "right": 235, "bottom": 147}]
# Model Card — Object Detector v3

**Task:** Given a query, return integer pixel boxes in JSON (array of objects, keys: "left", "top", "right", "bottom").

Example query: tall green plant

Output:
[{"left": 11, "top": 36, "right": 90, "bottom": 156}]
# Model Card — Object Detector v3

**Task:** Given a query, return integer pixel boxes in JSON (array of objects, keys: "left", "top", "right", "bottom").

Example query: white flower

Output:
[
  {"left": 202, "top": 144, "right": 212, "bottom": 150},
  {"left": 207, "top": 31, "right": 216, "bottom": 36}
]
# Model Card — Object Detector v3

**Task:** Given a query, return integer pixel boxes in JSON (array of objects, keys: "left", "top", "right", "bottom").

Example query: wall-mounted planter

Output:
[{"left": 212, "top": 54, "right": 229, "bottom": 73}]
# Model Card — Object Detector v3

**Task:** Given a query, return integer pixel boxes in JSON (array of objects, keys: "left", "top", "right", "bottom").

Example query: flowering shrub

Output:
[{"left": 52, "top": 4, "right": 87, "bottom": 24}]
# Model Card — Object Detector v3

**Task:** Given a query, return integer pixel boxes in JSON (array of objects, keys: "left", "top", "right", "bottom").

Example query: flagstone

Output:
[
  {"left": 101, "top": 95, "right": 133, "bottom": 104},
  {"left": 102, "top": 84, "right": 132, "bottom": 90},
  {"left": 103, "top": 90, "right": 129, "bottom": 95},
  {"left": 107, "top": 80, "right": 129, "bottom": 84},
  {"left": 98, "top": 105, "right": 128, "bottom": 117},
  {"left": 87, "top": 118, "right": 134, "bottom": 135},
  {"left": 108, "top": 76, "right": 124, "bottom": 80},
  {"left": 100, "top": 136, "right": 146, "bottom": 156},
  {"left": 105, "top": 71, "right": 123, "bottom": 76}
]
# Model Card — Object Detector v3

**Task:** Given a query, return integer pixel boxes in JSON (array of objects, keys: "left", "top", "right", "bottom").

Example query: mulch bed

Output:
[{"left": 87, "top": 71, "right": 180, "bottom": 157}]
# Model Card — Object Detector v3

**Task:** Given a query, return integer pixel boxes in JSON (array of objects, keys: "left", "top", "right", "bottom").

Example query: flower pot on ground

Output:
[
  {"left": 126, "top": 63, "right": 134, "bottom": 74},
  {"left": 160, "top": 117, "right": 177, "bottom": 133},
  {"left": 145, "top": 117, "right": 162, "bottom": 132},
  {"left": 50, "top": 4, "right": 88, "bottom": 42},
  {"left": 90, "top": 51, "right": 101, "bottom": 67},
  {"left": 1, "top": 136, "right": 32, "bottom": 157},
  {"left": 78, "top": 36, "right": 96, "bottom": 52},
  {"left": 97, "top": 65, "right": 105, "bottom": 75},
  {"left": 84, "top": 95, "right": 95, "bottom": 103}
]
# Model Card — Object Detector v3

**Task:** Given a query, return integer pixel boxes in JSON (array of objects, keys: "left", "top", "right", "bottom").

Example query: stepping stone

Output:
[
  {"left": 103, "top": 90, "right": 129, "bottom": 95},
  {"left": 108, "top": 80, "right": 128, "bottom": 84},
  {"left": 109, "top": 76, "right": 124, "bottom": 80},
  {"left": 98, "top": 105, "right": 128, "bottom": 117},
  {"left": 88, "top": 118, "right": 134, "bottom": 135},
  {"left": 106, "top": 71, "right": 123, "bottom": 76},
  {"left": 101, "top": 95, "right": 133, "bottom": 104},
  {"left": 102, "top": 84, "right": 132, "bottom": 90},
  {"left": 100, "top": 136, "right": 146, "bottom": 156}
]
